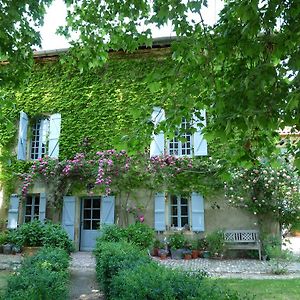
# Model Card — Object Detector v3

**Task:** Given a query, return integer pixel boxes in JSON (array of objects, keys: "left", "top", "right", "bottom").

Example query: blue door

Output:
[{"left": 80, "top": 198, "right": 101, "bottom": 251}]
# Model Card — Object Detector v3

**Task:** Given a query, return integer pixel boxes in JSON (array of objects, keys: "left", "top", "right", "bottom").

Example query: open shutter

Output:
[
  {"left": 7, "top": 194, "right": 20, "bottom": 229},
  {"left": 191, "top": 192, "right": 205, "bottom": 232},
  {"left": 39, "top": 193, "right": 47, "bottom": 223},
  {"left": 17, "top": 111, "right": 28, "bottom": 160},
  {"left": 48, "top": 113, "right": 61, "bottom": 158},
  {"left": 62, "top": 196, "right": 76, "bottom": 241},
  {"left": 154, "top": 192, "right": 165, "bottom": 231},
  {"left": 193, "top": 110, "right": 208, "bottom": 156},
  {"left": 101, "top": 196, "right": 115, "bottom": 225},
  {"left": 150, "top": 107, "right": 165, "bottom": 157}
]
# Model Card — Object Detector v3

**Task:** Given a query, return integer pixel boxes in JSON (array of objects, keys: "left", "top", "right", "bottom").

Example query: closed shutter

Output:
[
  {"left": 193, "top": 110, "right": 208, "bottom": 156},
  {"left": 154, "top": 192, "right": 165, "bottom": 231},
  {"left": 100, "top": 196, "right": 115, "bottom": 225},
  {"left": 62, "top": 196, "right": 76, "bottom": 241},
  {"left": 17, "top": 111, "right": 28, "bottom": 160},
  {"left": 150, "top": 107, "right": 165, "bottom": 157},
  {"left": 48, "top": 113, "right": 61, "bottom": 158},
  {"left": 39, "top": 193, "right": 47, "bottom": 223},
  {"left": 7, "top": 194, "right": 20, "bottom": 229},
  {"left": 191, "top": 192, "right": 205, "bottom": 232}
]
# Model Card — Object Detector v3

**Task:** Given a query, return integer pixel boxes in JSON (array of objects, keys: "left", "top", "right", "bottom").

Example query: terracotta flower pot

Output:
[
  {"left": 184, "top": 254, "right": 192, "bottom": 260},
  {"left": 22, "top": 246, "right": 41, "bottom": 256},
  {"left": 192, "top": 250, "right": 199, "bottom": 259},
  {"left": 160, "top": 253, "right": 167, "bottom": 260}
]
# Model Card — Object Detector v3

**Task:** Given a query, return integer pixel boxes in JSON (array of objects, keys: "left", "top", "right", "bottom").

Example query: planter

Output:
[
  {"left": 170, "top": 249, "right": 184, "bottom": 260},
  {"left": 3, "top": 244, "right": 12, "bottom": 255},
  {"left": 153, "top": 248, "right": 159, "bottom": 257},
  {"left": 184, "top": 253, "right": 192, "bottom": 260},
  {"left": 22, "top": 246, "right": 41, "bottom": 256},
  {"left": 160, "top": 253, "right": 167, "bottom": 260},
  {"left": 191, "top": 250, "right": 199, "bottom": 259},
  {"left": 202, "top": 250, "right": 210, "bottom": 259}
]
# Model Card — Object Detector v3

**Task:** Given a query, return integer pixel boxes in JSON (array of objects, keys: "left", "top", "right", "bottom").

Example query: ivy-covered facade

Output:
[{"left": 0, "top": 41, "right": 262, "bottom": 250}]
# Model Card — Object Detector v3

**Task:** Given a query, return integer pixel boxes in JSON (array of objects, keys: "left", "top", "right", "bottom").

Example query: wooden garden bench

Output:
[{"left": 224, "top": 230, "right": 262, "bottom": 260}]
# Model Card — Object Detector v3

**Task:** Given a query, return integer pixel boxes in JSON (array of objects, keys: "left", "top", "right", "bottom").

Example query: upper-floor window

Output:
[
  {"left": 168, "top": 118, "right": 192, "bottom": 156},
  {"left": 17, "top": 111, "right": 61, "bottom": 160},
  {"left": 30, "top": 118, "right": 50, "bottom": 159},
  {"left": 150, "top": 107, "right": 207, "bottom": 158}
]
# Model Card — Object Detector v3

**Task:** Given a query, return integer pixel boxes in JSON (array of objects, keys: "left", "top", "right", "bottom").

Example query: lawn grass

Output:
[
  {"left": 217, "top": 278, "right": 300, "bottom": 300},
  {"left": 0, "top": 271, "right": 11, "bottom": 297}
]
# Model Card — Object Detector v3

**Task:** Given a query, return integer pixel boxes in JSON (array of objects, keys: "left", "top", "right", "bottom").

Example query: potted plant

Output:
[
  {"left": 198, "top": 237, "right": 208, "bottom": 258},
  {"left": 169, "top": 232, "right": 185, "bottom": 259},
  {"left": 206, "top": 230, "right": 226, "bottom": 259},
  {"left": 152, "top": 239, "right": 162, "bottom": 256},
  {"left": 190, "top": 239, "right": 199, "bottom": 259},
  {"left": 183, "top": 249, "right": 192, "bottom": 260},
  {"left": 159, "top": 249, "right": 168, "bottom": 260}
]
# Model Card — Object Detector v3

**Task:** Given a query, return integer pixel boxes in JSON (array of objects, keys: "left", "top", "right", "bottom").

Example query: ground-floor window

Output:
[
  {"left": 24, "top": 194, "right": 40, "bottom": 223},
  {"left": 170, "top": 195, "right": 189, "bottom": 229}
]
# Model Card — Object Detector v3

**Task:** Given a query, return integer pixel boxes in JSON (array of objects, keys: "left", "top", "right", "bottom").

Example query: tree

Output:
[{"left": 59, "top": 0, "right": 300, "bottom": 167}]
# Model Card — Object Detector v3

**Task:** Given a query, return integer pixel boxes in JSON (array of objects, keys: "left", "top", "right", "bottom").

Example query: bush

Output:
[
  {"left": 7, "top": 221, "right": 74, "bottom": 252},
  {"left": 206, "top": 230, "right": 226, "bottom": 255},
  {"left": 94, "top": 241, "right": 151, "bottom": 298},
  {"left": 126, "top": 223, "right": 155, "bottom": 249},
  {"left": 4, "top": 247, "right": 70, "bottom": 300},
  {"left": 0, "top": 231, "right": 8, "bottom": 245},
  {"left": 111, "top": 263, "right": 244, "bottom": 300},
  {"left": 97, "top": 223, "right": 154, "bottom": 250},
  {"left": 97, "top": 224, "right": 127, "bottom": 243},
  {"left": 42, "top": 223, "right": 74, "bottom": 253}
]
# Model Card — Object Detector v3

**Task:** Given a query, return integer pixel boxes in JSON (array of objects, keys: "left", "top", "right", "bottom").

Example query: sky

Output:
[{"left": 39, "top": 0, "right": 224, "bottom": 51}]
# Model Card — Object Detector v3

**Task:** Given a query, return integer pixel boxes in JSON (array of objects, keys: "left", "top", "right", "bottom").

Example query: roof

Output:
[{"left": 33, "top": 36, "right": 176, "bottom": 60}]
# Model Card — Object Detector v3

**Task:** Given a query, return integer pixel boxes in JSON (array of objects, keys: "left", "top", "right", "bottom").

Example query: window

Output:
[
  {"left": 30, "top": 118, "right": 50, "bottom": 159},
  {"left": 24, "top": 194, "right": 40, "bottom": 223},
  {"left": 17, "top": 111, "right": 61, "bottom": 160},
  {"left": 170, "top": 195, "right": 189, "bottom": 228},
  {"left": 82, "top": 198, "right": 101, "bottom": 230},
  {"left": 168, "top": 118, "right": 192, "bottom": 156}
]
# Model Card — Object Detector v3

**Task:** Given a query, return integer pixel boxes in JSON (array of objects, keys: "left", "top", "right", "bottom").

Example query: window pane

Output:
[
  {"left": 171, "top": 217, "right": 178, "bottom": 227},
  {"left": 92, "top": 220, "right": 99, "bottom": 230},
  {"left": 181, "top": 217, "right": 189, "bottom": 227},
  {"left": 26, "top": 197, "right": 32, "bottom": 205},
  {"left": 93, "top": 199, "right": 101, "bottom": 208},
  {"left": 171, "top": 195, "right": 177, "bottom": 205},
  {"left": 92, "top": 210, "right": 100, "bottom": 219},
  {"left": 35, "top": 196, "right": 40, "bottom": 205},
  {"left": 83, "top": 220, "right": 91, "bottom": 230},
  {"left": 171, "top": 206, "right": 178, "bottom": 215},
  {"left": 181, "top": 206, "right": 188, "bottom": 216},
  {"left": 181, "top": 197, "right": 188, "bottom": 205},
  {"left": 84, "top": 210, "right": 91, "bottom": 219},
  {"left": 25, "top": 206, "right": 31, "bottom": 215},
  {"left": 25, "top": 216, "right": 31, "bottom": 223},
  {"left": 84, "top": 199, "right": 91, "bottom": 208},
  {"left": 34, "top": 206, "right": 39, "bottom": 215}
]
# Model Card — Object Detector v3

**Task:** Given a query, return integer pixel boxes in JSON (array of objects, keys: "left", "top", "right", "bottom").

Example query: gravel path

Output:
[{"left": 69, "top": 252, "right": 104, "bottom": 300}]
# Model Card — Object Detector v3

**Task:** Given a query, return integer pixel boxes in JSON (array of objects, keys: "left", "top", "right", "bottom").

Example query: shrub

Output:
[
  {"left": 206, "top": 230, "right": 226, "bottom": 255},
  {"left": 94, "top": 241, "right": 151, "bottom": 298},
  {"left": 7, "top": 221, "right": 74, "bottom": 252},
  {"left": 126, "top": 223, "right": 155, "bottom": 249},
  {"left": 0, "top": 231, "right": 8, "bottom": 245},
  {"left": 97, "top": 224, "right": 127, "bottom": 243},
  {"left": 4, "top": 247, "right": 69, "bottom": 300},
  {"left": 111, "top": 263, "right": 244, "bottom": 300},
  {"left": 42, "top": 222, "right": 74, "bottom": 253}
]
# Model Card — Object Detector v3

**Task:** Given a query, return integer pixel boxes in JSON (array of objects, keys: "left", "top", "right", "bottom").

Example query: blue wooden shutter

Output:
[
  {"left": 17, "top": 111, "right": 28, "bottom": 160},
  {"left": 101, "top": 196, "right": 115, "bottom": 225},
  {"left": 193, "top": 110, "right": 208, "bottom": 156},
  {"left": 39, "top": 193, "right": 47, "bottom": 223},
  {"left": 150, "top": 107, "right": 165, "bottom": 157},
  {"left": 154, "top": 192, "right": 165, "bottom": 231},
  {"left": 191, "top": 192, "right": 205, "bottom": 232},
  {"left": 7, "top": 194, "right": 19, "bottom": 229},
  {"left": 48, "top": 113, "right": 61, "bottom": 158},
  {"left": 62, "top": 196, "right": 76, "bottom": 241}
]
